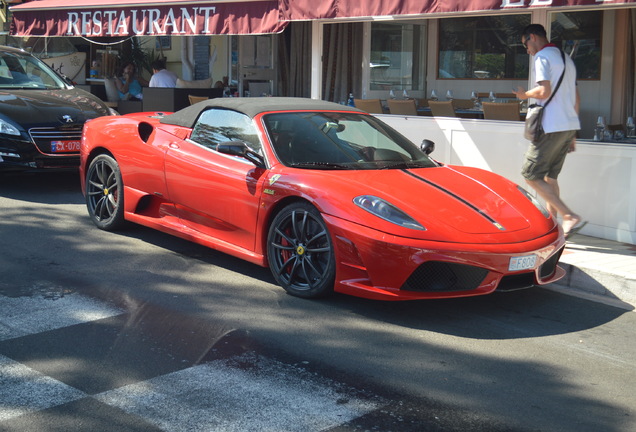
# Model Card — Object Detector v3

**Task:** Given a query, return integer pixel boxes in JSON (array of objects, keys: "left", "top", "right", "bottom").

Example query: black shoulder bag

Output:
[{"left": 524, "top": 49, "right": 566, "bottom": 143}]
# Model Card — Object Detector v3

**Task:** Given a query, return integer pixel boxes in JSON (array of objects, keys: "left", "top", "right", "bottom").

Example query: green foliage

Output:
[
  {"left": 117, "top": 37, "right": 158, "bottom": 77},
  {"left": 475, "top": 54, "right": 504, "bottom": 79}
]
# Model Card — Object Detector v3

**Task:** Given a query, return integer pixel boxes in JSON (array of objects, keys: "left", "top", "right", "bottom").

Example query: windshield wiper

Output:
[
  {"left": 375, "top": 161, "right": 432, "bottom": 169},
  {"left": 3, "top": 85, "right": 47, "bottom": 90},
  {"left": 289, "top": 161, "right": 351, "bottom": 170}
]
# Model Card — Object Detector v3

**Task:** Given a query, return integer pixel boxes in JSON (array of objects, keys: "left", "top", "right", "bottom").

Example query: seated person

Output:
[
  {"left": 149, "top": 59, "right": 178, "bottom": 88},
  {"left": 116, "top": 62, "right": 147, "bottom": 100}
]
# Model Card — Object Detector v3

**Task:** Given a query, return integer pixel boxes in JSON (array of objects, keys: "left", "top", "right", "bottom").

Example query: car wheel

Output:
[
  {"left": 267, "top": 202, "right": 335, "bottom": 298},
  {"left": 85, "top": 154, "right": 126, "bottom": 231}
]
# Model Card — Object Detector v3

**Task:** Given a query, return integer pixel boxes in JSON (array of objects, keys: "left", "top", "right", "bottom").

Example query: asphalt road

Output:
[{"left": 1, "top": 171, "right": 635, "bottom": 432}]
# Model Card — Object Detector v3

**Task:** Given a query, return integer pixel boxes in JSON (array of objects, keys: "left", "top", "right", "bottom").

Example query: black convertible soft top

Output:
[{"left": 160, "top": 97, "right": 363, "bottom": 129}]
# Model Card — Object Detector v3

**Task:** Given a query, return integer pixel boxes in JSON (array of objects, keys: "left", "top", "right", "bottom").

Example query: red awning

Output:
[
  {"left": 280, "top": 0, "right": 636, "bottom": 20},
  {"left": 10, "top": 0, "right": 287, "bottom": 37}
]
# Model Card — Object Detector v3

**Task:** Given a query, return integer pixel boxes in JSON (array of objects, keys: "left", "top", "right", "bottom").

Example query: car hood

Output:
[
  {"left": 272, "top": 165, "right": 557, "bottom": 243},
  {"left": 0, "top": 87, "right": 110, "bottom": 130}
]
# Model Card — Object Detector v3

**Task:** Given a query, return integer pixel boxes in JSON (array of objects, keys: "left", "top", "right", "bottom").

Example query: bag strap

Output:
[{"left": 542, "top": 49, "right": 566, "bottom": 108}]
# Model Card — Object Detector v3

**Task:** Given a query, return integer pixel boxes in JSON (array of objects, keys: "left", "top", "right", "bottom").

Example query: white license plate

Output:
[{"left": 508, "top": 255, "right": 537, "bottom": 271}]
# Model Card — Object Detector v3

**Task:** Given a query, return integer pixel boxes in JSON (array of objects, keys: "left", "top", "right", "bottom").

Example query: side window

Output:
[
  {"left": 438, "top": 15, "right": 530, "bottom": 79},
  {"left": 550, "top": 11, "right": 602, "bottom": 80},
  {"left": 370, "top": 22, "right": 427, "bottom": 91},
  {"left": 190, "top": 109, "right": 261, "bottom": 153}
]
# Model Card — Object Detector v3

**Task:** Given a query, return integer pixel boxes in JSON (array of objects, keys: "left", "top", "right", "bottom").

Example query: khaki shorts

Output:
[{"left": 521, "top": 130, "right": 576, "bottom": 180}]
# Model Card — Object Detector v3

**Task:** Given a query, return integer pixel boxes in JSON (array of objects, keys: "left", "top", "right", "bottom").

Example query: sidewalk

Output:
[{"left": 547, "top": 234, "right": 636, "bottom": 311}]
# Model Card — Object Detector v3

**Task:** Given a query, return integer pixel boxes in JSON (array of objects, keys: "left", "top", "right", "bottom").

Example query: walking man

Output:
[{"left": 513, "top": 24, "right": 585, "bottom": 239}]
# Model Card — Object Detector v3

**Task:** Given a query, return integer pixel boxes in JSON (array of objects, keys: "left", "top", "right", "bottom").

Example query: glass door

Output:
[{"left": 237, "top": 35, "right": 277, "bottom": 97}]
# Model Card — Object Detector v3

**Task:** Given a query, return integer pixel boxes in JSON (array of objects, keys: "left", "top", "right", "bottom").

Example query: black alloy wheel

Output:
[
  {"left": 85, "top": 154, "right": 126, "bottom": 231},
  {"left": 267, "top": 202, "right": 335, "bottom": 298}
]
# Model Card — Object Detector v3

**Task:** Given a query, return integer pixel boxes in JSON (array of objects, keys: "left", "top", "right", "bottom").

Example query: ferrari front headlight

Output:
[{"left": 354, "top": 195, "right": 425, "bottom": 230}]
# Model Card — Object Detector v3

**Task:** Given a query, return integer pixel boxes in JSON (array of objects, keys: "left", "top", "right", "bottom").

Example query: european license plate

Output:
[
  {"left": 508, "top": 255, "right": 537, "bottom": 271},
  {"left": 51, "top": 140, "right": 81, "bottom": 153}
]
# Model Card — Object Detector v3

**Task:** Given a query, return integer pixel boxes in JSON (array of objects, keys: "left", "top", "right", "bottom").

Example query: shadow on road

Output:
[
  {"left": 0, "top": 171, "right": 83, "bottom": 205},
  {"left": 2, "top": 171, "right": 633, "bottom": 432}
]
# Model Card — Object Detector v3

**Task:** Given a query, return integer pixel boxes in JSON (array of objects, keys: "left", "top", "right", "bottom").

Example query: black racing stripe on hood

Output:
[{"left": 402, "top": 169, "right": 505, "bottom": 230}]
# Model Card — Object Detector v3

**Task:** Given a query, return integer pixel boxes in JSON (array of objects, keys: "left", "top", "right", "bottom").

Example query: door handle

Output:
[{"left": 169, "top": 143, "right": 180, "bottom": 149}]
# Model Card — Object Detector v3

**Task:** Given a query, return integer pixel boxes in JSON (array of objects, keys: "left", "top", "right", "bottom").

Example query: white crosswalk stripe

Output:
[
  {"left": 96, "top": 355, "right": 381, "bottom": 432},
  {"left": 0, "top": 292, "right": 124, "bottom": 341},
  {"left": 0, "top": 355, "right": 86, "bottom": 421},
  {"left": 0, "top": 293, "right": 383, "bottom": 430}
]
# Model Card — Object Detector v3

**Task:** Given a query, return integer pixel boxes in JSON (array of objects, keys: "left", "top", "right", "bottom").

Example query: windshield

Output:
[
  {"left": 264, "top": 112, "right": 438, "bottom": 170},
  {"left": 0, "top": 51, "right": 67, "bottom": 90}
]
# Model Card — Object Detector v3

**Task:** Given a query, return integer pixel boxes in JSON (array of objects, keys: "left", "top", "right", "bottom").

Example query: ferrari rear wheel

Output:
[
  {"left": 85, "top": 154, "right": 126, "bottom": 231},
  {"left": 267, "top": 202, "right": 335, "bottom": 298}
]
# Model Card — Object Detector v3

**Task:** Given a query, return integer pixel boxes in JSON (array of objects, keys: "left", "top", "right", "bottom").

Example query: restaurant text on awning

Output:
[{"left": 10, "top": 0, "right": 288, "bottom": 37}]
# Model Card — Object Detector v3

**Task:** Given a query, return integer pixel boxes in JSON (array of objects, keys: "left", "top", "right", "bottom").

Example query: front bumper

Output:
[
  {"left": 0, "top": 126, "right": 82, "bottom": 171},
  {"left": 324, "top": 214, "right": 565, "bottom": 301}
]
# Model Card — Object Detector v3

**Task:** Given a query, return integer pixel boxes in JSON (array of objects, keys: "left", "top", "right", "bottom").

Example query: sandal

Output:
[{"left": 564, "top": 221, "right": 587, "bottom": 240}]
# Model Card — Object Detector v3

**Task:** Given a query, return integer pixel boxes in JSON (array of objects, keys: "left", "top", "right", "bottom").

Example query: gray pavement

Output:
[{"left": 548, "top": 234, "right": 636, "bottom": 311}]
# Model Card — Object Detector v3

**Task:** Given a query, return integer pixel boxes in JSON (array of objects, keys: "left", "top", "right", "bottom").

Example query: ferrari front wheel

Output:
[
  {"left": 267, "top": 202, "right": 335, "bottom": 298},
  {"left": 85, "top": 154, "right": 125, "bottom": 231}
]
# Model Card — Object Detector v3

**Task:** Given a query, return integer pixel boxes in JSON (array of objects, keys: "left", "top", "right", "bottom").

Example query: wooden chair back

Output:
[
  {"left": 188, "top": 95, "right": 209, "bottom": 105},
  {"left": 428, "top": 100, "right": 456, "bottom": 117},
  {"left": 451, "top": 99, "right": 474, "bottom": 110},
  {"left": 481, "top": 102, "right": 521, "bottom": 121},
  {"left": 353, "top": 99, "right": 383, "bottom": 114},
  {"left": 495, "top": 92, "right": 517, "bottom": 100},
  {"left": 387, "top": 99, "right": 418, "bottom": 115}
]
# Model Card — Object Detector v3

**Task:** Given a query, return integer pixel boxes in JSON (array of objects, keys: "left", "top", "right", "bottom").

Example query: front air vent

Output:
[{"left": 401, "top": 261, "right": 489, "bottom": 292}]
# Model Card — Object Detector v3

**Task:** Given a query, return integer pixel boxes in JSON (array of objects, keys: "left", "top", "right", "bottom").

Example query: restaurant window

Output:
[
  {"left": 438, "top": 15, "right": 530, "bottom": 79},
  {"left": 550, "top": 11, "right": 602, "bottom": 80},
  {"left": 370, "top": 22, "right": 426, "bottom": 91}
]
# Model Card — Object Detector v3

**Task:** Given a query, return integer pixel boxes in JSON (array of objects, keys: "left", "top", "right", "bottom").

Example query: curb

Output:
[{"left": 548, "top": 261, "right": 636, "bottom": 311}]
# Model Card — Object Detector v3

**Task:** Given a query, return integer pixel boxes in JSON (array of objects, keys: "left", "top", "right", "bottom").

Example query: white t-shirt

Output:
[
  {"left": 149, "top": 69, "right": 178, "bottom": 88},
  {"left": 533, "top": 45, "right": 580, "bottom": 134}
]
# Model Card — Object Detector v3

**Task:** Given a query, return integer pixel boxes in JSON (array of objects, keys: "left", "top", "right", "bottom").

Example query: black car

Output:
[{"left": 0, "top": 45, "right": 115, "bottom": 172}]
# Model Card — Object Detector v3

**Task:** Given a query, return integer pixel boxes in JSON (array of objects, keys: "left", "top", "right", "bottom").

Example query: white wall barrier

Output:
[{"left": 378, "top": 114, "right": 636, "bottom": 245}]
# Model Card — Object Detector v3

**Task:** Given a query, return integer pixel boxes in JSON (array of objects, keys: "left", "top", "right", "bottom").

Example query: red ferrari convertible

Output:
[{"left": 80, "top": 97, "right": 565, "bottom": 300}]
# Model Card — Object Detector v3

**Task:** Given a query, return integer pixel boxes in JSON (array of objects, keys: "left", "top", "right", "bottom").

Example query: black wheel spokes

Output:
[
  {"left": 290, "top": 209, "right": 306, "bottom": 244},
  {"left": 273, "top": 210, "right": 331, "bottom": 290},
  {"left": 302, "top": 229, "right": 330, "bottom": 288},
  {"left": 272, "top": 226, "right": 295, "bottom": 251},
  {"left": 300, "top": 257, "right": 319, "bottom": 289},
  {"left": 88, "top": 160, "right": 118, "bottom": 222}
]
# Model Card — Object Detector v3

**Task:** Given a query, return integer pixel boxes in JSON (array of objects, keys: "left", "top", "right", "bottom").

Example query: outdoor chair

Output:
[
  {"left": 451, "top": 98, "right": 475, "bottom": 110},
  {"left": 495, "top": 92, "right": 517, "bottom": 100},
  {"left": 353, "top": 98, "right": 383, "bottom": 114},
  {"left": 176, "top": 77, "right": 213, "bottom": 88},
  {"left": 482, "top": 102, "right": 521, "bottom": 121},
  {"left": 428, "top": 100, "right": 457, "bottom": 117},
  {"left": 102, "top": 77, "right": 120, "bottom": 109},
  {"left": 188, "top": 95, "right": 209, "bottom": 105},
  {"left": 387, "top": 99, "right": 418, "bottom": 115}
]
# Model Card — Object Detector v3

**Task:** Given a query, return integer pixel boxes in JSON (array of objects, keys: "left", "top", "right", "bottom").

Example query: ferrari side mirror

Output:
[
  {"left": 217, "top": 141, "right": 266, "bottom": 168},
  {"left": 420, "top": 139, "right": 435, "bottom": 155}
]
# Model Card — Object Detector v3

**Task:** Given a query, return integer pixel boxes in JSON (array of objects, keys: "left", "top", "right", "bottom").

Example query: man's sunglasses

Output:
[{"left": 522, "top": 35, "right": 530, "bottom": 49}]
